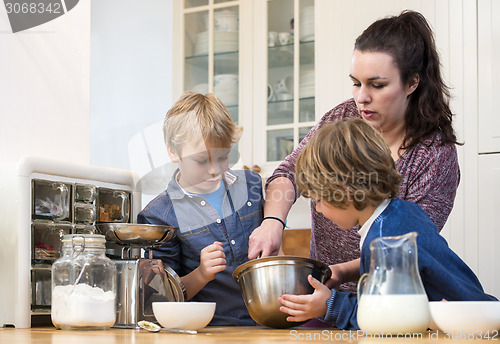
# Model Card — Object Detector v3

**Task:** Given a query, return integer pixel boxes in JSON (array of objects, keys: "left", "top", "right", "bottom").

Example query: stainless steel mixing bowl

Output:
[
  {"left": 96, "top": 223, "right": 176, "bottom": 246},
  {"left": 232, "top": 256, "right": 332, "bottom": 328}
]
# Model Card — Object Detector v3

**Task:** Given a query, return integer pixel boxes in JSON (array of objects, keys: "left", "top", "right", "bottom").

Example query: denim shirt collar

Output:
[{"left": 167, "top": 168, "right": 239, "bottom": 200}]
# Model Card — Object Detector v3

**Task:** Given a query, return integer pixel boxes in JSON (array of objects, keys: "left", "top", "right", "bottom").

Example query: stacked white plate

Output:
[
  {"left": 300, "top": 5, "right": 314, "bottom": 41},
  {"left": 203, "top": 10, "right": 239, "bottom": 32},
  {"left": 214, "top": 74, "right": 238, "bottom": 106},
  {"left": 194, "top": 31, "right": 239, "bottom": 55},
  {"left": 300, "top": 69, "right": 315, "bottom": 98}
]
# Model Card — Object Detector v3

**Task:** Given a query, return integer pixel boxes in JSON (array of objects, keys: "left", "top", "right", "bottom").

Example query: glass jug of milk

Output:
[{"left": 357, "top": 232, "right": 430, "bottom": 334}]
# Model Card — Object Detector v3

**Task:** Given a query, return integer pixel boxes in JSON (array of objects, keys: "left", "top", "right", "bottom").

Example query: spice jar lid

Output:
[{"left": 61, "top": 234, "right": 106, "bottom": 244}]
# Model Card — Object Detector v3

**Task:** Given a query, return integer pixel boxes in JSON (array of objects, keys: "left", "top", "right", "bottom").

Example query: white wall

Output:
[
  {"left": 90, "top": 0, "right": 174, "bottom": 205},
  {"left": 90, "top": 0, "right": 173, "bottom": 174},
  {"left": 0, "top": 1, "right": 91, "bottom": 164},
  {"left": 0, "top": 1, "right": 174, "bottom": 204}
]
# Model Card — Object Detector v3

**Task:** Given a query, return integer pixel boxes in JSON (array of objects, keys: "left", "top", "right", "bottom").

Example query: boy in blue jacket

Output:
[{"left": 278, "top": 118, "right": 497, "bottom": 330}]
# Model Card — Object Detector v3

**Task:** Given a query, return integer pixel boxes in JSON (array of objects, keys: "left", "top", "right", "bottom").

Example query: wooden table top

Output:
[{"left": 0, "top": 326, "right": 497, "bottom": 344}]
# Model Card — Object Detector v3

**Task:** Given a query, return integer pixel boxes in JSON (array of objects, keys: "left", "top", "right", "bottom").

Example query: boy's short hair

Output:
[
  {"left": 296, "top": 118, "right": 401, "bottom": 210},
  {"left": 163, "top": 91, "right": 243, "bottom": 155}
]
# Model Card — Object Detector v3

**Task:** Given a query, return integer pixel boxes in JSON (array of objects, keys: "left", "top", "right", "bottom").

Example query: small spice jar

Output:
[{"left": 51, "top": 234, "right": 116, "bottom": 330}]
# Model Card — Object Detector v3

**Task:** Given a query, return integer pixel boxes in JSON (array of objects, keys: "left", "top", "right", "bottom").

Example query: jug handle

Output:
[{"left": 357, "top": 273, "right": 369, "bottom": 301}]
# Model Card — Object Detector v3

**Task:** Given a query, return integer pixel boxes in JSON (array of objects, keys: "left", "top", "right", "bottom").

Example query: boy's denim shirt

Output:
[{"left": 137, "top": 168, "right": 263, "bottom": 325}]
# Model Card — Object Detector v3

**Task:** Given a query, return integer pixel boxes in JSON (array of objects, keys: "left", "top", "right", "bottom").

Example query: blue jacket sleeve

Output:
[
  {"left": 417, "top": 233, "right": 498, "bottom": 302},
  {"left": 323, "top": 289, "right": 360, "bottom": 330}
]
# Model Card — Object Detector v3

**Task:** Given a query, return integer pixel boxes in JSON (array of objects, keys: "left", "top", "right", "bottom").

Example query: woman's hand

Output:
[
  {"left": 199, "top": 241, "right": 227, "bottom": 282},
  {"left": 248, "top": 221, "right": 283, "bottom": 259},
  {"left": 278, "top": 275, "right": 332, "bottom": 322}
]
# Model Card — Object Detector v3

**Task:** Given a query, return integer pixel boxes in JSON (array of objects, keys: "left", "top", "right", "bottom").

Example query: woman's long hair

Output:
[{"left": 354, "top": 10, "right": 460, "bottom": 148}]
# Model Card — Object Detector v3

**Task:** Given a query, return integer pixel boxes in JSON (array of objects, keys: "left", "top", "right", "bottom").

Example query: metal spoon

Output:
[{"left": 137, "top": 320, "right": 198, "bottom": 334}]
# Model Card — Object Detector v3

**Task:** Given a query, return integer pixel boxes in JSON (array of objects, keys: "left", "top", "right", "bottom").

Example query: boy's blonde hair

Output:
[
  {"left": 296, "top": 118, "right": 401, "bottom": 210},
  {"left": 163, "top": 91, "right": 243, "bottom": 155}
]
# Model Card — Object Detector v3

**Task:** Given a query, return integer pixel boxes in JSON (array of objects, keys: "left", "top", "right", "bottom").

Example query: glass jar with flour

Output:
[{"left": 51, "top": 234, "right": 116, "bottom": 330}]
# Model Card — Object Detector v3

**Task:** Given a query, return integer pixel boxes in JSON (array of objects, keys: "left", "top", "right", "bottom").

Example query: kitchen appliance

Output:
[
  {"left": 96, "top": 223, "right": 185, "bottom": 328},
  {"left": 0, "top": 156, "right": 182, "bottom": 328}
]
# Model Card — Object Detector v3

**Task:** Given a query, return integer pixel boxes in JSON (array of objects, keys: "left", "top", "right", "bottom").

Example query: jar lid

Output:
[{"left": 61, "top": 234, "right": 106, "bottom": 244}]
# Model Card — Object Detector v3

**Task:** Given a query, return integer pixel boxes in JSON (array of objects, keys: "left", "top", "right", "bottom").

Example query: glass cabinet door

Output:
[
  {"left": 176, "top": 0, "right": 316, "bottom": 170},
  {"left": 183, "top": 1, "right": 240, "bottom": 124},
  {"left": 266, "top": 0, "right": 315, "bottom": 162},
  {"left": 182, "top": 0, "right": 240, "bottom": 163}
]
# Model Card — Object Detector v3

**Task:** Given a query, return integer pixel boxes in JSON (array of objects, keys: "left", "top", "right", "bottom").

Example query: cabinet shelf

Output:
[
  {"left": 268, "top": 40, "right": 314, "bottom": 68},
  {"left": 267, "top": 96, "right": 315, "bottom": 105},
  {"left": 267, "top": 96, "right": 315, "bottom": 125},
  {"left": 185, "top": 51, "right": 239, "bottom": 74}
]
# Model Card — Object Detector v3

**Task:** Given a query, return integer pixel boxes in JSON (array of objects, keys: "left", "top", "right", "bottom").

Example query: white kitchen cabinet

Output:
[
  {"left": 172, "top": 0, "right": 250, "bottom": 168},
  {"left": 478, "top": 0, "right": 500, "bottom": 154},
  {"left": 173, "top": 0, "right": 318, "bottom": 177},
  {"left": 478, "top": 154, "right": 500, "bottom": 297},
  {"left": 476, "top": 0, "right": 500, "bottom": 298},
  {"left": 252, "top": 0, "right": 316, "bottom": 175}
]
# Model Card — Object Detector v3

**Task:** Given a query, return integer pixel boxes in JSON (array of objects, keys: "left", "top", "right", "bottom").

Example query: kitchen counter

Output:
[{"left": 0, "top": 326, "right": 497, "bottom": 344}]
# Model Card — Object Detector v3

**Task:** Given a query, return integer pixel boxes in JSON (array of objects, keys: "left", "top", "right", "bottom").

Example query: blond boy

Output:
[{"left": 138, "top": 92, "right": 263, "bottom": 325}]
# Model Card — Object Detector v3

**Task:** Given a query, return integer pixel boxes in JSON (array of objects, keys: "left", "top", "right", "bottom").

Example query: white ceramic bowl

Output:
[
  {"left": 194, "top": 31, "right": 238, "bottom": 55},
  {"left": 214, "top": 74, "right": 238, "bottom": 86},
  {"left": 429, "top": 301, "right": 500, "bottom": 332},
  {"left": 152, "top": 302, "right": 216, "bottom": 331},
  {"left": 204, "top": 10, "right": 239, "bottom": 32}
]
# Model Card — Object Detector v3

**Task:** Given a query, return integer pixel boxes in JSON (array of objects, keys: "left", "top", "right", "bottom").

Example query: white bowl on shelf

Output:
[
  {"left": 194, "top": 31, "right": 239, "bottom": 55},
  {"left": 300, "top": 87, "right": 314, "bottom": 98},
  {"left": 300, "top": 34, "right": 315, "bottom": 42},
  {"left": 300, "top": 27, "right": 314, "bottom": 41},
  {"left": 204, "top": 10, "right": 239, "bottom": 32},
  {"left": 214, "top": 87, "right": 238, "bottom": 106},
  {"left": 214, "top": 74, "right": 238, "bottom": 86},
  {"left": 301, "top": 5, "right": 314, "bottom": 13},
  {"left": 300, "top": 69, "right": 315, "bottom": 95},
  {"left": 301, "top": 7, "right": 314, "bottom": 20},
  {"left": 300, "top": 6, "right": 315, "bottom": 41}
]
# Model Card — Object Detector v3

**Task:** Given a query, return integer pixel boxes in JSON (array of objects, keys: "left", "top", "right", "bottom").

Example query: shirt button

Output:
[
  {"left": 231, "top": 240, "right": 236, "bottom": 245},
  {"left": 247, "top": 201, "right": 252, "bottom": 207},
  {"left": 200, "top": 201, "right": 206, "bottom": 206},
  {"left": 216, "top": 219, "right": 222, "bottom": 224}
]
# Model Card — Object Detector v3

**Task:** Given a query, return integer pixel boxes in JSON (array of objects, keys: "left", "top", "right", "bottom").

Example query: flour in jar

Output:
[{"left": 51, "top": 283, "right": 116, "bottom": 328}]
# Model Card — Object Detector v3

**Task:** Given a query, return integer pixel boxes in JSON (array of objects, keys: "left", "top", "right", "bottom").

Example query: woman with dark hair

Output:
[{"left": 248, "top": 10, "right": 461, "bottom": 294}]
